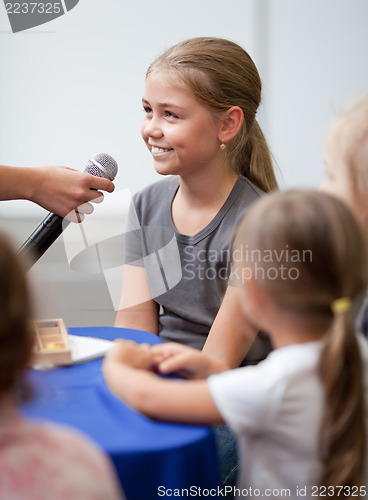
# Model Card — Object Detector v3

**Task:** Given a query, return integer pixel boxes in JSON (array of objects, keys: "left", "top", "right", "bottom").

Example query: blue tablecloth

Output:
[{"left": 22, "top": 326, "right": 221, "bottom": 500}]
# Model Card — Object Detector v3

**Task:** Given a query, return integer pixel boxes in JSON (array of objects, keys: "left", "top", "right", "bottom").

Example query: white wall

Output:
[
  {"left": 2, "top": 0, "right": 367, "bottom": 206},
  {"left": 0, "top": 0, "right": 367, "bottom": 325},
  {"left": 264, "top": 0, "right": 368, "bottom": 189},
  {"left": 0, "top": 0, "right": 263, "bottom": 218}
]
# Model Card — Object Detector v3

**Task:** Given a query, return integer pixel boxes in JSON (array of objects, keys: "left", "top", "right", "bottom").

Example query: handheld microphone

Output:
[{"left": 18, "top": 153, "right": 118, "bottom": 270}]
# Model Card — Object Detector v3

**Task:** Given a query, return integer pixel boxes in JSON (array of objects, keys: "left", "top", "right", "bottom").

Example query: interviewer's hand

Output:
[
  {"left": 0, "top": 164, "right": 115, "bottom": 221},
  {"left": 28, "top": 166, "right": 115, "bottom": 221},
  {"left": 151, "top": 343, "right": 227, "bottom": 379}
]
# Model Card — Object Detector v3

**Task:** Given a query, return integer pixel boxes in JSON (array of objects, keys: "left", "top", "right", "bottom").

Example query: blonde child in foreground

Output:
[
  {"left": 0, "top": 232, "right": 124, "bottom": 500},
  {"left": 320, "top": 94, "right": 368, "bottom": 337},
  {"left": 104, "top": 190, "right": 368, "bottom": 498}
]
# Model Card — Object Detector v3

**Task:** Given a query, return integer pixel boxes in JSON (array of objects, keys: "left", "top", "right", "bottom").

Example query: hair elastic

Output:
[{"left": 331, "top": 297, "right": 351, "bottom": 315}]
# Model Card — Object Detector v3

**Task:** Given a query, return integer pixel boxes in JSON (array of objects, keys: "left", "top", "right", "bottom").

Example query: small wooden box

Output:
[{"left": 32, "top": 318, "right": 72, "bottom": 366}]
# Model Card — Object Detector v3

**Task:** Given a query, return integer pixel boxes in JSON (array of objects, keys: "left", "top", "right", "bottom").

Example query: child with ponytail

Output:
[
  {"left": 115, "top": 37, "right": 278, "bottom": 369},
  {"left": 104, "top": 190, "right": 368, "bottom": 496}
]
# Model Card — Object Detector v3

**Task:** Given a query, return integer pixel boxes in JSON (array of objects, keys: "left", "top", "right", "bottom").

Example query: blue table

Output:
[{"left": 22, "top": 327, "right": 221, "bottom": 500}]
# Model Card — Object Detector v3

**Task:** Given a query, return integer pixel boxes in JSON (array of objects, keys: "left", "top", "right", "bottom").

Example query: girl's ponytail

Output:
[
  {"left": 233, "top": 119, "right": 278, "bottom": 193},
  {"left": 318, "top": 301, "right": 366, "bottom": 489},
  {"left": 235, "top": 191, "right": 367, "bottom": 491}
]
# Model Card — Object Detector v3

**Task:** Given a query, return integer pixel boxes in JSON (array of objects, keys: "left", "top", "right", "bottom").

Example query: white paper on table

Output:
[{"left": 68, "top": 335, "right": 114, "bottom": 364}]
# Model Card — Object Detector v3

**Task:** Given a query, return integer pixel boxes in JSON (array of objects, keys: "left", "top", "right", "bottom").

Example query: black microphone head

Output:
[{"left": 85, "top": 153, "right": 118, "bottom": 181}]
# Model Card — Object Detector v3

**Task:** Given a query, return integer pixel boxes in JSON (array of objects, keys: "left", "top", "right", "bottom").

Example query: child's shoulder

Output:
[
  {"left": 1, "top": 418, "right": 99, "bottom": 456},
  {"left": 0, "top": 419, "right": 122, "bottom": 499},
  {"left": 235, "top": 341, "right": 323, "bottom": 388},
  {"left": 227, "top": 176, "right": 266, "bottom": 218},
  {"left": 237, "top": 175, "right": 265, "bottom": 199},
  {"left": 132, "top": 176, "right": 179, "bottom": 209},
  {"left": 268, "top": 341, "right": 323, "bottom": 374},
  {"left": 135, "top": 176, "right": 179, "bottom": 199}
]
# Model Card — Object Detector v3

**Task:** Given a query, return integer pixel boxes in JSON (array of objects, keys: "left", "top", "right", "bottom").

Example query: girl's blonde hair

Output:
[
  {"left": 147, "top": 37, "right": 278, "bottom": 193},
  {"left": 332, "top": 94, "right": 368, "bottom": 200},
  {"left": 0, "top": 232, "right": 33, "bottom": 398},
  {"left": 234, "top": 190, "right": 367, "bottom": 490}
]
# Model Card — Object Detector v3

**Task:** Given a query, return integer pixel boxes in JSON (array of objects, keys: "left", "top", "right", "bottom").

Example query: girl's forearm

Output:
[{"left": 103, "top": 359, "right": 223, "bottom": 425}]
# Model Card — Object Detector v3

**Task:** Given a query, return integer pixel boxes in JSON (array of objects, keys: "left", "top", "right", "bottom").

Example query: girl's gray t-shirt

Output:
[{"left": 124, "top": 175, "right": 272, "bottom": 363}]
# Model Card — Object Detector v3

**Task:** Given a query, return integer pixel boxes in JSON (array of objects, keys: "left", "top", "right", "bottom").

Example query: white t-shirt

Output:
[{"left": 208, "top": 336, "right": 368, "bottom": 499}]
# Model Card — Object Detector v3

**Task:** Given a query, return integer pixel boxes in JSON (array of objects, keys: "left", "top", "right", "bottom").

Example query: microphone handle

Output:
[{"left": 18, "top": 213, "right": 70, "bottom": 269}]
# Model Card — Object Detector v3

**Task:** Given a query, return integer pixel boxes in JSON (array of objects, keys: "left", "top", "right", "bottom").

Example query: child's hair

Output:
[
  {"left": 331, "top": 94, "right": 368, "bottom": 201},
  {"left": 234, "top": 190, "right": 367, "bottom": 488},
  {"left": 147, "top": 37, "right": 278, "bottom": 193},
  {"left": 0, "top": 231, "right": 34, "bottom": 398}
]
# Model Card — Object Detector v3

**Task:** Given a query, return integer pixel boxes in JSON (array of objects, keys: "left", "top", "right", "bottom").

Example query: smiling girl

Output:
[{"left": 115, "top": 37, "right": 278, "bottom": 370}]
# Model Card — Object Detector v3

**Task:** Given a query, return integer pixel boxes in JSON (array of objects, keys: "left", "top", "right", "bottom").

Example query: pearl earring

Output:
[{"left": 220, "top": 143, "right": 226, "bottom": 151}]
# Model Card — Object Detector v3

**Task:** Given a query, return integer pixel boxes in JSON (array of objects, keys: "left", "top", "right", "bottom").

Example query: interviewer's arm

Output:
[{"left": 0, "top": 165, "right": 114, "bottom": 218}]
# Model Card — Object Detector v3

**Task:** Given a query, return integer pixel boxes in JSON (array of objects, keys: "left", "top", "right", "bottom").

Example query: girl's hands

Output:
[
  {"left": 105, "top": 340, "right": 154, "bottom": 370},
  {"left": 103, "top": 340, "right": 223, "bottom": 424},
  {"left": 105, "top": 340, "right": 228, "bottom": 379},
  {"left": 151, "top": 343, "right": 228, "bottom": 379}
]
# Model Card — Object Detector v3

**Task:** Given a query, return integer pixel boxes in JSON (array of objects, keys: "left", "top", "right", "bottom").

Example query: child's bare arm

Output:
[
  {"left": 114, "top": 265, "right": 159, "bottom": 335},
  {"left": 204, "top": 286, "right": 258, "bottom": 368},
  {"left": 103, "top": 340, "right": 223, "bottom": 424}
]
